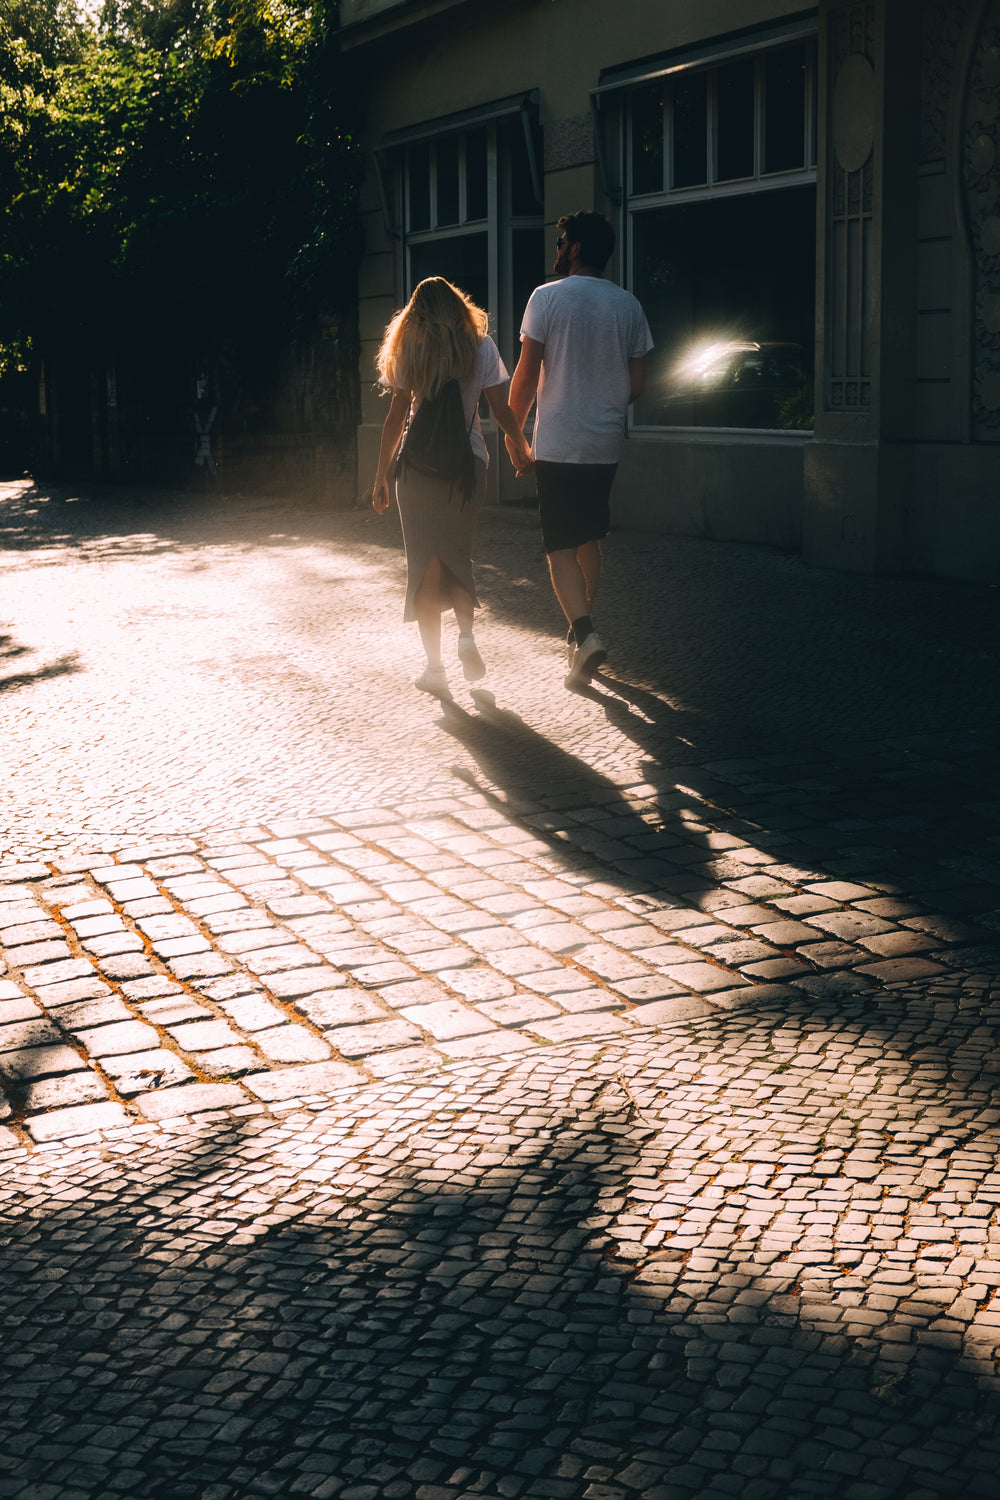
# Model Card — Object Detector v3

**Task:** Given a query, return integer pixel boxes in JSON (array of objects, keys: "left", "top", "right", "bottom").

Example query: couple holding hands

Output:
[{"left": 372, "top": 210, "right": 652, "bottom": 699}]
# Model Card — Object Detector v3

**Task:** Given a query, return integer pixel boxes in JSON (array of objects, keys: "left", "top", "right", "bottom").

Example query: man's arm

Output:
[
  {"left": 508, "top": 336, "right": 544, "bottom": 427},
  {"left": 628, "top": 356, "right": 647, "bottom": 403}
]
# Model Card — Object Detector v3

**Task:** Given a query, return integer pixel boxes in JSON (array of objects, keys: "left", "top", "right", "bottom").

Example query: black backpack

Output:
[{"left": 397, "top": 378, "right": 476, "bottom": 502}]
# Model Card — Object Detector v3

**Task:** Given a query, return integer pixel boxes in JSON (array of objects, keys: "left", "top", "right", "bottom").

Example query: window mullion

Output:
[
  {"left": 706, "top": 70, "right": 717, "bottom": 187},
  {"left": 458, "top": 134, "right": 467, "bottom": 224},
  {"left": 487, "top": 122, "right": 499, "bottom": 337},
  {"left": 754, "top": 55, "right": 763, "bottom": 182}
]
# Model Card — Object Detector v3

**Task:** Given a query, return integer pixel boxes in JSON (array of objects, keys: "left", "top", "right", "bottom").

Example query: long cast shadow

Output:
[{"left": 2, "top": 1008, "right": 1000, "bottom": 1499}]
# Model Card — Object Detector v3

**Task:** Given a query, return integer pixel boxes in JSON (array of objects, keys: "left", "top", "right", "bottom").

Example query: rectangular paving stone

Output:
[
  {"left": 803, "top": 911, "right": 896, "bottom": 941},
  {"left": 296, "top": 992, "right": 387, "bottom": 1028},
  {"left": 742, "top": 958, "right": 812, "bottom": 979},
  {"left": 252, "top": 1025, "right": 332, "bottom": 1063},
  {"left": 83, "top": 933, "right": 145, "bottom": 959},
  {"left": 70, "top": 914, "right": 127, "bottom": 938},
  {"left": 120, "top": 976, "right": 184, "bottom": 1000},
  {"left": 0, "top": 996, "right": 42, "bottom": 1023},
  {"left": 476, "top": 995, "right": 562, "bottom": 1026},
  {"left": 242, "top": 1060, "right": 361, "bottom": 1100},
  {"left": 102, "top": 1049, "right": 195, "bottom": 1095},
  {"left": 240, "top": 943, "right": 321, "bottom": 975},
  {"left": 528, "top": 1012, "right": 629, "bottom": 1042},
  {"left": 613, "top": 974, "right": 689, "bottom": 1002},
  {"left": 0, "top": 1018, "right": 62, "bottom": 1051},
  {"left": 136, "top": 914, "right": 202, "bottom": 941},
  {"left": 73, "top": 1020, "right": 161, "bottom": 1056},
  {"left": 34, "top": 975, "right": 112, "bottom": 1006},
  {"left": 398, "top": 1000, "right": 495, "bottom": 1040},
  {"left": 219, "top": 996, "right": 290, "bottom": 1031},
  {"left": 22, "top": 958, "right": 98, "bottom": 989},
  {"left": 167, "top": 1020, "right": 244, "bottom": 1051},
  {"left": 7, "top": 940, "right": 74, "bottom": 968},
  {"left": 22, "top": 1071, "right": 108, "bottom": 1111},
  {"left": 624, "top": 995, "right": 717, "bottom": 1026},
  {"left": 705, "top": 983, "right": 798, "bottom": 1011},
  {"left": 194, "top": 973, "right": 265, "bottom": 1002},
  {"left": 325, "top": 1019, "right": 423, "bottom": 1056},
  {"left": 805, "top": 880, "right": 877, "bottom": 900},
  {"left": 365, "top": 1045, "right": 445, "bottom": 1077},
  {"left": 490, "top": 946, "right": 564, "bottom": 977},
  {"left": 551, "top": 988, "right": 624, "bottom": 1013},
  {"left": 136, "top": 1082, "right": 248, "bottom": 1119},
  {"left": 0, "top": 920, "right": 63, "bottom": 943},
  {"left": 658, "top": 962, "right": 750, "bottom": 994},
  {"left": 50, "top": 998, "right": 135, "bottom": 1028},
  {"left": 198, "top": 1045, "right": 263, "bottom": 1076},
  {"left": 167, "top": 952, "right": 233, "bottom": 979},
  {"left": 25, "top": 1101, "right": 130, "bottom": 1141},
  {"left": 436, "top": 967, "right": 515, "bottom": 1002},
  {"left": 853, "top": 956, "right": 949, "bottom": 982},
  {"left": 568, "top": 942, "right": 648, "bottom": 980},
  {"left": 857, "top": 931, "right": 941, "bottom": 958},
  {"left": 138, "top": 998, "right": 211, "bottom": 1025},
  {"left": 377, "top": 979, "right": 450, "bottom": 1008},
  {"left": 266, "top": 967, "right": 348, "bottom": 998},
  {"left": 215, "top": 926, "right": 291, "bottom": 954},
  {"left": 0, "top": 1043, "right": 83, "bottom": 1080},
  {"left": 437, "top": 1031, "right": 535, "bottom": 1059}
]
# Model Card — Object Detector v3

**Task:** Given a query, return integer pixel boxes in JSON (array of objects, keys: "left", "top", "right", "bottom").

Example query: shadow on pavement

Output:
[
  {"left": 0, "top": 633, "right": 80, "bottom": 694},
  {"left": 2, "top": 1004, "right": 1000, "bottom": 1499}
]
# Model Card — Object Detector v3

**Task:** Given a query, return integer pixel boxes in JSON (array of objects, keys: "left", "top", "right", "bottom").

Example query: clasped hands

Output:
[{"left": 505, "top": 434, "right": 535, "bottom": 478}]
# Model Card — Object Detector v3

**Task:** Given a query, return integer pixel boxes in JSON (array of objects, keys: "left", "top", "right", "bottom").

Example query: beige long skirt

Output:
[{"left": 395, "top": 457, "right": 487, "bottom": 622}]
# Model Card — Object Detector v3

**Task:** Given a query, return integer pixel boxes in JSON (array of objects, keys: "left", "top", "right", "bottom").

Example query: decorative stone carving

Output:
[
  {"left": 921, "top": 0, "right": 975, "bottom": 163},
  {"left": 824, "top": 3, "right": 877, "bottom": 413}
]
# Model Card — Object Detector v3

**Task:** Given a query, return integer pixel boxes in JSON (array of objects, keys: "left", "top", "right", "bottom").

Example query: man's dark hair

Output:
[{"left": 558, "top": 210, "right": 615, "bottom": 272}]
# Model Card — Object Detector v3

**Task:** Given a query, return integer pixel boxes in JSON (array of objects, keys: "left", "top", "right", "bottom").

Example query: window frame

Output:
[{"left": 608, "top": 28, "right": 819, "bottom": 436}]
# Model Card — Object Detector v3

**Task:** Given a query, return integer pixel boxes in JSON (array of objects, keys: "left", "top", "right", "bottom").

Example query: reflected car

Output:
[{"left": 662, "top": 340, "right": 811, "bottom": 429}]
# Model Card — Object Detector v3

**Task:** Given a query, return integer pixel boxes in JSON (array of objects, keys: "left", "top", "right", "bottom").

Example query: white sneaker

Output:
[
  {"left": 564, "top": 631, "right": 607, "bottom": 689},
  {"left": 414, "top": 664, "right": 451, "bottom": 697},
  {"left": 566, "top": 629, "right": 576, "bottom": 668},
  {"left": 457, "top": 632, "right": 486, "bottom": 682}
]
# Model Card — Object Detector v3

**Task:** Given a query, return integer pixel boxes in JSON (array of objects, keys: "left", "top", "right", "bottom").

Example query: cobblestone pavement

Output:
[{"left": 1, "top": 477, "right": 1000, "bottom": 1497}]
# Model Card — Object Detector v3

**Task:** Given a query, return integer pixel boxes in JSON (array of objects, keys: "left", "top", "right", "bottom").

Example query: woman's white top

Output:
[{"left": 389, "top": 336, "right": 508, "bottom": 466}]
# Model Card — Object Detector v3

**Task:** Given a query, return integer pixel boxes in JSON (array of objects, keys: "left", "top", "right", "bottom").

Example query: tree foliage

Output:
[{"left": 0, "top": 0, "right": 361, "bottom": 370}]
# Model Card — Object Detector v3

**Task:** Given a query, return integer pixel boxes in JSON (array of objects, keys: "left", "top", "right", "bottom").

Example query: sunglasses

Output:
[{"left": 556, "top": 233, "right": 568, "bottom": 249}]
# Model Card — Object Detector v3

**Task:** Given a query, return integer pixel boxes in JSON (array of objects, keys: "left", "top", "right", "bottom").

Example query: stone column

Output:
[{"left": 803, "top": 0, "right": 921, "bottom": 572}]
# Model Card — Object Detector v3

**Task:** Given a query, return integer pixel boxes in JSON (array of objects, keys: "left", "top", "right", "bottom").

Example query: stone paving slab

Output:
[
  {"left": 3, "top": 483, "right": 1000, "bottom": 1496},
  {"left": 0, "top": 757, "right": 998, "bottom": 1145},
  {"left": 1, "top": 968, "right": 1000, "bottom": 1498}
]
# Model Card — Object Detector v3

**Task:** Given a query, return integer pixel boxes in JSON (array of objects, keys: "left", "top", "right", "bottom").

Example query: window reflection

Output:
[{"left": 633, "top": 186, "right": 816, "bottom": 430}]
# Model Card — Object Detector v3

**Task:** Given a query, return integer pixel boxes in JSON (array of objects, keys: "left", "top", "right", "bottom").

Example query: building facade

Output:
[{"left": 344, "top": 0, "right": 1000, "bottom": 582}]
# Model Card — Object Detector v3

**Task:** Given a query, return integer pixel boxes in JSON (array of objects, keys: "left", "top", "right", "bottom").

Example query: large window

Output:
[
  {"left": 623, "top": 37, "right": 818, "bottom": 431},
  {"left": 400, "top": 111, "right": 545, "bottom": 370}
]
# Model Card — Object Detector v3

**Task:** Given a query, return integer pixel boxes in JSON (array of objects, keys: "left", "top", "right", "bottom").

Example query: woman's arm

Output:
[
  {"left": 483, "top": 383, "right": 534, "bottom": 475},
  {"left": 372, "top": 388, "right": 411, "bottom": 513}
]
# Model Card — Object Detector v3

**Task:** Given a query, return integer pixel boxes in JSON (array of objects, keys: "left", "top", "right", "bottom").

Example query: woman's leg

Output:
[
  {"left": 451, "top": 583, "right": 475, "bottom": 636},
  {"left": 414, "top": 553, "right": 445, "bottom": 665}
]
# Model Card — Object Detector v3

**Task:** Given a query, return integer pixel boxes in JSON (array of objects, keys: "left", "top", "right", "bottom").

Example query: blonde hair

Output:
[{"left": 377, "top": 277, "right": 488, "bottom": 398}]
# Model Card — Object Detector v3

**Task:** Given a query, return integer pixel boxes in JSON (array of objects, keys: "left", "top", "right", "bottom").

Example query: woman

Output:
[{"left": 373, "top": 277, "right": 533, "bottom": 697}]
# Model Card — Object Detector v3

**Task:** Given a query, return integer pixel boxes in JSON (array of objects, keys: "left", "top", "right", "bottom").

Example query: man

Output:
[{"left": 507, "top": 210, "right": 653, "bottom": 688}]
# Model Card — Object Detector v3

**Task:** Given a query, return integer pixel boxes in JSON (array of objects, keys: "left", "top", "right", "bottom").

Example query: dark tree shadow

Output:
[
  {"left": 2, "top": 1012, "right": 1000, "bottom": 1499},
  {"left": 0, "top": 633, "right": 80, "bottom": 693}
]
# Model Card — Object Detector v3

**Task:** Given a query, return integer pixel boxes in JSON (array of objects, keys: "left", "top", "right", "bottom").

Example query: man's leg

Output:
[{"left": 547, "top": 546, "right": 592, "bottom": 626}]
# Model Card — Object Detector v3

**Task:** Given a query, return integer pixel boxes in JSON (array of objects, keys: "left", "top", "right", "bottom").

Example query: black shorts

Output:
[{"left": 535, "top": 461, "right": 618, "bottom": 554}]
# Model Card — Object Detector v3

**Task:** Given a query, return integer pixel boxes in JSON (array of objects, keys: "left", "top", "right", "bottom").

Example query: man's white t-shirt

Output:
[{"left": 520, "top": 276, "right": 653, "bottom": 464}]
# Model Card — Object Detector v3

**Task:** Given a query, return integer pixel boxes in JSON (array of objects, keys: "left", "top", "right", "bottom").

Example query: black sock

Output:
[{"left": 571, "top": 615, "right": 594, "bottom": 645}]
